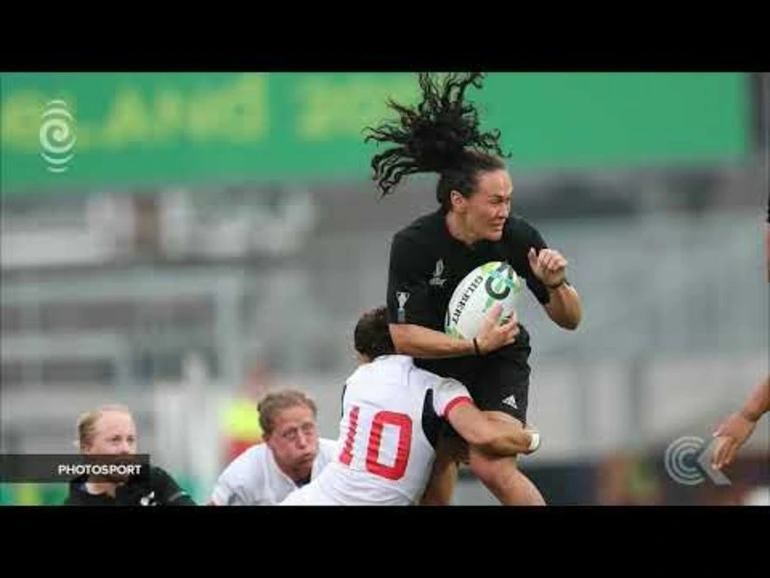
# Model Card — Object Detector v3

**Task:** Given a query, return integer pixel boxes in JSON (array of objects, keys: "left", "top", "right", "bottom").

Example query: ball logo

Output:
[
  {"left": 445, "top": 261, "right": 520, "bottom": 340},
  {"left": 482, "top": 262, "right": 520, "bottom": 315},
  {"left": 484, "top": 262, "right": 517, "bottom": 300},
  {"left": 448, "top": 273, "right": 484, "bottom": 327},
  {"left": 39, "top": 99, "right": 76, "bottom": 173}
]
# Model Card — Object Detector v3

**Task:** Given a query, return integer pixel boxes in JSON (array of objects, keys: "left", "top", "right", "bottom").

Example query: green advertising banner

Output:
[{"left": 0, "top": 73, "right": 750, "bottom": 197}]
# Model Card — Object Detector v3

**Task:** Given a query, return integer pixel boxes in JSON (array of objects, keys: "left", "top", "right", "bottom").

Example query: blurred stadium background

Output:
[{"left": 1, "top": 72, "right": 767, "bottom": 506}]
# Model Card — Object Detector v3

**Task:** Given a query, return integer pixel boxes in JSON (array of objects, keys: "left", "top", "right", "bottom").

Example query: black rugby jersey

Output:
[
  {"left": 386, "top": 208, "right": 558, "bottom": 361},
  {"left": 63, "top": 466, "right": 196, "bottom": 506}
]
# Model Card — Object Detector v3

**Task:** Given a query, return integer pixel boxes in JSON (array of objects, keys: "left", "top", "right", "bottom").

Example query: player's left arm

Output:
[
  {"left": 516, "top": 221, "right": 582, "bottom": 330},
  {"left": 535, "top": 254, "right": 582, "bottom": 330}
]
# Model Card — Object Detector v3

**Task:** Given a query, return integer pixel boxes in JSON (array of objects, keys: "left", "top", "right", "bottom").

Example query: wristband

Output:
[
  {"left": 473, "top": 337, "right": 481, "bottom": 356},
  {"left": 527, "top": 431, "right": 540, "bottom": 452}
]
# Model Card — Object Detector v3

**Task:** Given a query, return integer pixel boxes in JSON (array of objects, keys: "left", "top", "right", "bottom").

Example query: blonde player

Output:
[
  {"left": 65, "top": 404, "right": 194, "bottom": 506},
  {"left": 280, "top": 306, "right": 540, "bottom": 506},
  {"left": 209, "top": 389, "right": 337, "bottom": 505}
]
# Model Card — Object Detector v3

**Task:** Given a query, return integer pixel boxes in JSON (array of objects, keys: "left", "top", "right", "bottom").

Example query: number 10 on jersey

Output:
[{"left": 338, "top": 406, "right": 413, "bottom": 481}]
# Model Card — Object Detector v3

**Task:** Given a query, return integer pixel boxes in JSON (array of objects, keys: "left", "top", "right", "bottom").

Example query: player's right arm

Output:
[
  {"left": 209, "top": 461, "right": 252, "bottom": 505},
  {"left": 448, "top": 403, "right": 539, "bottom": 456},
  {"left": 209, "top": 478, "right": 243, "bottom": 505},
  {"left": 386, "top": 233, "right": 517, "bottom": 358},
  {"left": 433, "top": 378, "right": 539, "bottom": 457}
]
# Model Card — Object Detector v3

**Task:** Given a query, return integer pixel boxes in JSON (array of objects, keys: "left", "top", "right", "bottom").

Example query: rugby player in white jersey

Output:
[
  {"left": 280, "top": 306, "right": 540, "bottom": 506},
  {"left": 209, "top": 389, "right": 337, "bottom": 505}
]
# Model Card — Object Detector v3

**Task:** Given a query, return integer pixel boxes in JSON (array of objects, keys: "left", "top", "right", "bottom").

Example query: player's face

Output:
[
  {"left": 455, "top": 169, "right": 513, "bottom": 242},
  {"left": 84, "top": 411, "right": 137, "bottom": 456},
  {"left": 83, "top": 410, "right": 137, "bottom": 482},
  {"left": 265, "top": 405, "right": 319, "bottom": 470}
]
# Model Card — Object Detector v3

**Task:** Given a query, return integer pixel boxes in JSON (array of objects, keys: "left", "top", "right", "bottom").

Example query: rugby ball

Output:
[{"left": 444, "top": 261, "right": 522, "bottom": 340}]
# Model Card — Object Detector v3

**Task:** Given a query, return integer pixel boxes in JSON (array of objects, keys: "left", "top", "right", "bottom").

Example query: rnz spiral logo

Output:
[
  {"left": 40, "top": 99, "right": 76, "bottom": 173},
  {"left": 664, "top": 436, "right": 731, "bottom": 487}
]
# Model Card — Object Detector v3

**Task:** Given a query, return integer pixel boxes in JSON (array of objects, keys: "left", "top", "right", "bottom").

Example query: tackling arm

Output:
[
  {"left": 738, "top": 374, "right": 770, "bottom": 422},
  {"left": 447, "top": 401, "right": 539, "bottom": 456}
]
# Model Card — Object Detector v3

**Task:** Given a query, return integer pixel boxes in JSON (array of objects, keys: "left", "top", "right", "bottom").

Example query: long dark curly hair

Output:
[{"left": 364, "top": 73, "right": 511, "bottom": 211}]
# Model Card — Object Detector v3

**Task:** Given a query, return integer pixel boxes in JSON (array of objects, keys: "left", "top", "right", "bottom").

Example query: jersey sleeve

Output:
[
  {"left": 210, "top": 457, "right": 252, "bottom": 505},
  {"left": 386, "top": 231, "right": 438, "bottom": 329},
  {"left": 431, "top": 377, "right": 473, "bottom": 417},
  {"left": 150, "top": 467, "right": 196, "bottom": 505},
  {"left": 210, "top": 474, "right": 249, "bottom": 506}
]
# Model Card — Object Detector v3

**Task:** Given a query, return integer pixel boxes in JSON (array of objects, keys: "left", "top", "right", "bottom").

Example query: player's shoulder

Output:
[
  {"left": 500, "top": 213, "right": 547, "bottom": 253},
  {"left": 147, "top": 466, "right": 194, "bottom": 504},
  {"left": 218, "top": 444, "right": 268, "bottom": 481},
  {"left": 148, "top": 465, "right": 176, "bottom": 483},
  {"left": 504, "top": 213, "right": 542, "bottom": 238},
  {"left": 317, "top": 438, "right": 339, "bottom": 459},
  {"left": 410, "top": 364, "right": 469, "bottom": 397},
  {"left": 350, "top": 354, "right": 409, "bottom": 380},
  {"left": 408, "top": 362, "right": 450, "bottom": 389},
  {"left": 433, "top": 374, "right": 469, "bottom": 394},
  {"left": 392, "top": 210, "right": 444, "bottom": 245},
  {"left": 345, "top": 363, "right": 370, "bottom": 390}
]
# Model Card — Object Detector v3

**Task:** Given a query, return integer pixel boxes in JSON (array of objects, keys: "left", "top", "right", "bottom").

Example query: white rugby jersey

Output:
[
  {"left": 281, "top": 355, "right": 472, "bottom": 506},
  {"left": 209, "top": 438, "right": 337, "bottom": 505}
]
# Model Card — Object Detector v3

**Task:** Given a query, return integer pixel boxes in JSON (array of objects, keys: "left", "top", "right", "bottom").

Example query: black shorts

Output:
[{"left": 416, "top": 352, "right": 531, "bottom": 426}]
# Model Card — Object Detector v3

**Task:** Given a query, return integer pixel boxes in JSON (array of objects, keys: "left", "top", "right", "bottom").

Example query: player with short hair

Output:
[
  {"left": 365, "top": 73, "right": 583, "bottom": 505},
  {"left": 279, "top": 306, "right": 540, "bottom": 506},
  {"left": 209, "top": 389, "right": 337, "bottom": 505},
  {"left": 64, "top": 404, "right": 195, "bottom": 506}
]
